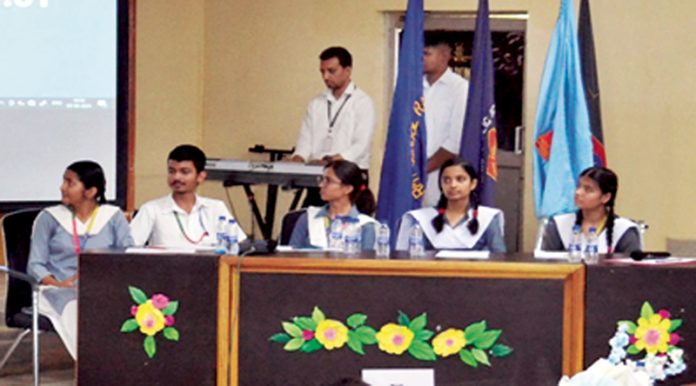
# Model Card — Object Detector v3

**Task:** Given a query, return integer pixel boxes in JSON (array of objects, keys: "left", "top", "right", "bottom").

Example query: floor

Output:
[{"left": 1, "top": 369, "right": 74, "bottom": 386}]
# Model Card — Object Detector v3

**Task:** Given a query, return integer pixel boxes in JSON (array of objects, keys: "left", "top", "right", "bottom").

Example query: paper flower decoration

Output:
[
  {"left": 608, "top": 301, "right": 687, "bottom": 382},
  {"left": 121, "top": 286, "right": 180, "bottom": 358},
  {"left": 269, "top": 307, "right": 512, "bottom": 367}
]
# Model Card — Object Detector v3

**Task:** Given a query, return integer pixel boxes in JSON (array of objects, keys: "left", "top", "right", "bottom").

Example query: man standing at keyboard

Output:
[{"left": 287, "top": 46, "right": 376, "bottom": 206}]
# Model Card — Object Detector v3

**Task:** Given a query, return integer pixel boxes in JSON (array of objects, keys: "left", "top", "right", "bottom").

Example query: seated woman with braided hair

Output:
[
  {"left": 395, "top": 158, "right": 506, "bottom": 253},
  {"left": 541, "top": 166, "right": 642, "bottom": 254}
]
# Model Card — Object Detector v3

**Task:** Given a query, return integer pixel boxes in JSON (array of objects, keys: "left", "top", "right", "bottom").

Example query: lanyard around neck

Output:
[
  {"left": 173, "top": 211, "right": 209, "bottom": 244},
  {"left": 327, "top": 93, "right": 352, "bottom": 130},
  {"left": 71, "top": 206, "right": 100, "bottom": 255}
]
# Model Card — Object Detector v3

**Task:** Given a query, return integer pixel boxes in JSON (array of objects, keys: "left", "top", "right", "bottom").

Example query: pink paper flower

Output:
[
  {"left": 670, "top": 333, "right": 681, "bottom": 345},
  {"left": 151, "top": 294, "right": 170, "bottom": 309},
  {"left": 658, "top": 309, "right": 671, "bottom": 319},
  {"left": 131, "top": 305, "right": 138, "bottom": 316},
  {"left": 302, "top": 330, "right": 315, "bottom": 341},
  {"left": 164, "top": 315, "right": 175, "bottom": 326}
]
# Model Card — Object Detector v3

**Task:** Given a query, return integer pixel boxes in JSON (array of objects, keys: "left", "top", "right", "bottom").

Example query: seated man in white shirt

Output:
[
  {"left": 287, "top": 46, "right": 376, "bottom": 206},
  {"left": 130, "top": 144, "right": 245, "bottom": 247}
]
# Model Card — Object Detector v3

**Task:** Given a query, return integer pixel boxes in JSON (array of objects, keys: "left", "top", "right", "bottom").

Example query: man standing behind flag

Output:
[
  {"left": 376, "top": 0, "right": 428, "bottom": 246},
  {"left": 422, "top": 33, "right": 469, "bottom": 207},
  {"left": 460, "top": 0, "right": 498, "bottom": 207},
  {"left": 533, "top": 0, "right": 594, "bottom": 219}
]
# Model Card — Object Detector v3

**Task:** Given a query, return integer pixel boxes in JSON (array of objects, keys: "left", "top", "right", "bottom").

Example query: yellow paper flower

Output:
[
  {"left": 432, "top": 328, "right": 467, "bottom": 357},
  {"left": 635, "top": 314, "right": 671, "bottom": 354},
  {"left": 376, "top": 323, "right": 414, "bottom": 355},
  {"left": 315, "top": 319, "right": 348, "bottom": 350},
  {"left": 135, "top": 300, "right": 165, "bottom": 336}
]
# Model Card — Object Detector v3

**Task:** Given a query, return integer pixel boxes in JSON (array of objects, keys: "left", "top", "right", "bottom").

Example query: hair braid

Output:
[
  {"left": 431, "top": 194, "right": 448, "bottom": 233},
  {"left": 605, "top": 204, "right": 616, "bottom": 254},
  {"left": 466, "top": 190, "right": 480, "bottom": 235}
]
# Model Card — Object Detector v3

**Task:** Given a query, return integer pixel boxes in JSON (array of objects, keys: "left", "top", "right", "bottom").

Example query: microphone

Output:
[{"left": 630, "top": 251, "right": 671, "bottom": 261}]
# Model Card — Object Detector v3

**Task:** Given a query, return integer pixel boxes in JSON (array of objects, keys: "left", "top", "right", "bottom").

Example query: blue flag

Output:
[
  {"left": 376, "top": 0, "right": 427, "bottom": 246},
  {"left": 460, "top": 0, "right": 497, "bottom": 206},
  {"left": 533, "top": 0, "right": 593, "bottom": 218}
]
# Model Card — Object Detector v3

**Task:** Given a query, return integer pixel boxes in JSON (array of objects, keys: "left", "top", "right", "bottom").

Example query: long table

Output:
[{"left": 76, "top": 252, "right": 696, "bottom": 385}]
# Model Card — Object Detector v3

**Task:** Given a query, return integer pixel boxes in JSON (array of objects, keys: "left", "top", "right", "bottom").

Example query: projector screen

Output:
[{"left": 0, "top": 0, "right": 130, "bottom": 210}]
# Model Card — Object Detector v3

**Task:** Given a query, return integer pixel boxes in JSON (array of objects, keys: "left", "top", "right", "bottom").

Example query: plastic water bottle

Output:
[
  {"left": 226, "top": 218, "right": 239, "bottom": 256},
  {"left": 568, "top": 224, "right": 583, "bottom": 262},
  {"left": 328, "top": 218, "right": 344, "bottom": 251},
  {"left": 343, "top": 219, "right": 361, "bottom": 255},
  {"left": 375, "top": 222, "right": 390, "bottom": 258},
  {"left": 214, "top": 215, "right": 227, "bottom": 253},
  {"left": 585, "top": 226, "right": 599, "bottom": 263},
  {"left": 408, "top": 223, "right": 425, "bottom": 258}
]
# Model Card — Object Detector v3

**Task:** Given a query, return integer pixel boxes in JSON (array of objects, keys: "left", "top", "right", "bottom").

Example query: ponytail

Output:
[{"left": 355, "top": 177, "right": 376, "bottom": 215}]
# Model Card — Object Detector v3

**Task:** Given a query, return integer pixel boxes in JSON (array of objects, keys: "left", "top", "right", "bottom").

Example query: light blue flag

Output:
[
  {"left": 533, "top": 0, "right": 593, "bottom": 218},
  {"left": 376, "top": 0, "right": 427, "bottom": 247}
]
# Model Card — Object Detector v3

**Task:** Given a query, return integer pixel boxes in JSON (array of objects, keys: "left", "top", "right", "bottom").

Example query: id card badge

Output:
[{"left": 321, "top": 134, "right": 333, "bottom": 154}]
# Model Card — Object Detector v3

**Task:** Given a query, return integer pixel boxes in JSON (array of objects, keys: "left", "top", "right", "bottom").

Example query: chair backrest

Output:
[
  {"left": 667, "top": 238, "right": 696, "bottom": 256},
  {"left": 1, "top": 208, "right": 42, "bottom": 327},
  {"left": 279, "top": 209, "right": 307, "bottom": 246}
]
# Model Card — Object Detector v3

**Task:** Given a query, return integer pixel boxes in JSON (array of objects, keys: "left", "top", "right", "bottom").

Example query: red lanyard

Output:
[
  {"left": 71, "top": 207, "right": 99, "bottom": 255},
  {"left": 173, "top": 211, "right": 209, "bottom": 244}
]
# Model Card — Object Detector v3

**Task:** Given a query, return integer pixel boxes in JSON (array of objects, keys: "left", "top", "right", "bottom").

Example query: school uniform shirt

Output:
[
  {"left": 395, "top": 206, "right": 506, "bottom": 253},
  {"left": 422, "top": 69, "right": 469, "bottom": 207},
  {"left": 291, "top": 82, "right": 376, "bottom": 170},
  {"left": 288, "top": 205, "right": 377, "bottom": 251},
  {"left": 541, "top": 212, "right": 642, "bottom": 254},
  {"left": 27, "top": 204, "right": 133, "bottom": 359},
  {"left": 129, "top": 194, "right": 246, "bottom": 247}
]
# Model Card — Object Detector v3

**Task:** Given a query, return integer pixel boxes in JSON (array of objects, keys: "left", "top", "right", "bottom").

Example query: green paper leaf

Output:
[
  {"left": 129, "top": 286, "right": 148, "bottom": 305},
  {"left": 464, "top": 320, "right": 487, "bottom": 342},
  {"left": 407, "top": 340, "right": 436, "bottom": 361},
  {"left": 312, "top": 307, "right": 325, "bottom": 323},
  {"left": 282, "top": 322, "right": 303, "bottom": 338},
  {"left": 627, "top": 344, "right": 641, "bottom": 355},
  {"left": 618, "top": 320, "right": 637, "bottom": 334},
  {"left": 397, "top": 310, "right": 410, "bottom": 326},
  {"left": 162, "top": 301, "right": 179, "bottom": 316},
  {"left": 163, "top": 327, "right": 180, "bottom": 341},
  {"left": 640, "top": 302, "right": 654, "bottom": 320},
  {"left": 144, "top": 336, "right": 156, "bottom": 358},
  {"left": 283, "top": 337, "right": 304, "bottom": 351},
  {"left": 490, "top": 344, "right": 514, "bottom": 358},
  {"left": 474, "top": 330, "right": 501, "bottom": 349},
  {"left": 347, "top": 331, "right": 365, "bottom": 355},
  {"left": 415, "top": 329, "right": 434, "bottom": 341},
  {"left": 269, "top": 333, "right": 291, "bottom": 344},
  {"left": 347, "top": 313, "right": 368, "bottom": 328},
  {"left": 120, "top": 318, "right": 138, "bottom": 333},
  {"left": 293, "top": 317, "right": 317, "bottom": 331},
  {"left": 409, "top": 313, "right": 428, "bottom": 332},
  {"left": 300, "top": 339, "right": 323, "bottom": 353},
  {"left": 669, "top": 319, "right": 683, "bottom": 332},
  {"left": 459, "top": 349, "right": 478, "bottom": 367},
  {"left": 471, "top": 348, "right": 491, "bottom": 366},
  {"left": 355, "top": 326, "right": 377, "bottom": 345}
]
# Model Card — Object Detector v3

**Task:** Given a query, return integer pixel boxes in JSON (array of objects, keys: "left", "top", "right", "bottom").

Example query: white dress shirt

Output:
[
  {"left": 292, "top": 82, "right": 376, "bottom": 170},
  {"left": 423, "top": 69, "right": 469, "bottom": 206},
  {"left": 130, "top": 194, "right": 246, "bottom": 247}
]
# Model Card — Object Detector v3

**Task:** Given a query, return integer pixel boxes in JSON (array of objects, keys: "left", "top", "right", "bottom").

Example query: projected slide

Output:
[{"left": 0, "top": 0, "right": 118, "bottom": 202}]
